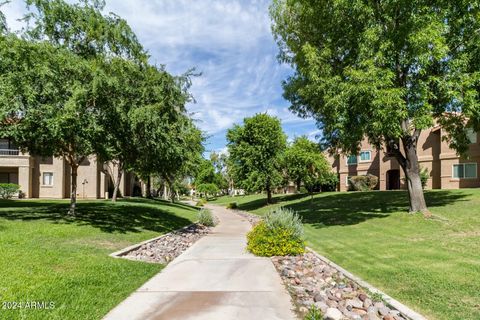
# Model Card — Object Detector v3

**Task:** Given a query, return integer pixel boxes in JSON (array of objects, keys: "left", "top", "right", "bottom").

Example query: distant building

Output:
[
  {"left": 326, "top": 126, "right": 480, "bottom": 191},
  {"left": 0, "top": 138, "right": 141, "bottom": 199}
]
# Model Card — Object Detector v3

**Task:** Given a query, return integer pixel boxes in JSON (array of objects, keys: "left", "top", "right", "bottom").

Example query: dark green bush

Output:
[
  {"left": 0, "top": 183, "right": 20, "bottom": 199},
  {"left": 226, "top": 202, "right": 238, "bottom": 209},
  {"left": 247, "top": 207, "right": 305, "bottom": 256},
  {"left": 348, "top": 174, "right": 378, "bottom": 191}
]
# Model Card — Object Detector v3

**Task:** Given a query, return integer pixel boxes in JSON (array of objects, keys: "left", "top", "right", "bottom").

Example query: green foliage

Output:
[
  {"left": 247, "top": 221, "right": 305, "bottom": 257},
  {"left": 227, "top": 113, "right": 287, "bottom": 203},
  {"left": 304, "top": 305, "right": 322, "bottom": 320},
  {"left": 282, "top": 136, "right": 333, "bottom": 193},
  {"left": 195, "top": 199, "right": 206, "bottom": 207},
  {"left": 197, "top": 208, "right": 215, "bottom": 227},
  {"left": 195, "top": 159, "right": 216, "bottom": 185},
  {"left": 226, "top": 202, "right": 238, "bottom": 209},
  {"left": 270, "top": 0, "right": 480, "bottom": 212},
  {"left": 320, "top": 171, "right": 339, "bottom": 192},
  {"left": 0, "top": 183, "right": 20, "bottom": 199},
  {"left": 247, "top": 207, "right": 305, "bottom": 256},
  {"left": 348, "top": 175, "right": 379, "bottom": 192},
  {"left": 420, "top": 167, "right": 430, "bottom": 189},
  {"left": 196, "top": 183, "right": 219, "bottom": 200},
  {"left": 264, "top": 207, "right": 304, "bottom": 239}
]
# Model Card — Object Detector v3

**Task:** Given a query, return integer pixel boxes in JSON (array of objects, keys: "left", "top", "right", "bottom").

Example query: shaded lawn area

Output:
[
  {"left": 212, "top": 189, "right": 480, "bottom": 320},
  {"left": 0, "top": 198, "right": 199, "bottom": 320}
]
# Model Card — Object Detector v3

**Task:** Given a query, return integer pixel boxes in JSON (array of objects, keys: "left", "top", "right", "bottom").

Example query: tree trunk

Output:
[
  {"left": 146, "top": 176, "right": 152, "bottom": 198},
  {"left": 266, "top": 179, "right": 273, "bottom": 204},
  {"left": 69, "top": 165, "right": 78, "bottom": 215},
  {"left": 111, "top": 163, "right": 123, "bottom": 202},
  {"left": 296, "top": 179, "right": 301, "bottom": 193},
  {"left": 399, "top": 135, "right": 431, "bottom": 217},
  {"left": 163, "top": 184, "right": 168, "bottom": 200}
]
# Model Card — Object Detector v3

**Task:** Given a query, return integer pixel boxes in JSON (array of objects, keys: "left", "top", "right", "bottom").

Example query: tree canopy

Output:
[
  {"left": 283, "top": 136, "right": 332, "bottom": 194},
  {"left": 227, "top": 113, "right": 286, "bottom": 203},
  {"left": 270, "top": 0, "right": 480, "bottom": 215},
  {"left": 0, "top": 0, "right": 204, "bottom": 212}
]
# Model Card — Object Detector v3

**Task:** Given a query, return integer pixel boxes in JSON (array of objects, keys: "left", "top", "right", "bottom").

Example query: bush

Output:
[
  {"left": 0, "top": 183, "right": 20, "bottom": 199},
  {"left": 420, "top": 167, "right": 429, "bottom": 189},
  {"left": 197, "top": 208, "right": 216, "bottom": 227},
  {"left": 348, "top": 174, "right": 378, "bottom": 191},
  {"left": 247, "top": 207, "right": 305, "bottom": 256},
  {"left": 264, "top": 207, "right": 304, "bottom": 239},
  {"left": 227, "top": 202, "right": 238, "bottom": 209},
  {"left": 196, "top": 199, "right": 206, "bottom": 207}
]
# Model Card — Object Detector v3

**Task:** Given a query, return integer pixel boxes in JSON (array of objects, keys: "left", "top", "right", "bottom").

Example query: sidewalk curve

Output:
[{"left": 103, "top": 204, "right": 296, "bottom": 320}]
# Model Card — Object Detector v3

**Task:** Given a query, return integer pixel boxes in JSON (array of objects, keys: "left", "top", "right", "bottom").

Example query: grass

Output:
[
  {"left": 0, "top": 198, "right": 199, "bottom": 320},
  {"left": 212, "top": 189, "right": 480, "bottom": 320}
]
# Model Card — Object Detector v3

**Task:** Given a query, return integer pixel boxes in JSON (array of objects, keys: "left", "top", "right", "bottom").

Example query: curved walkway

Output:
[{"left": 103, "top": 204, "right": 296, "bottom": 320}]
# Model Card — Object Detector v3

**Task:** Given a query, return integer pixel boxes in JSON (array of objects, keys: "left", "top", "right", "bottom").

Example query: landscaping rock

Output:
[
  {"left": 325, "top": 307, "right": 343, "bottom": 320},
  {"left": 270, "top": 252, "right": 411, "bottom": 320},
  {"left": 122, "top": 224, "right": 211, "bottom": 264}
]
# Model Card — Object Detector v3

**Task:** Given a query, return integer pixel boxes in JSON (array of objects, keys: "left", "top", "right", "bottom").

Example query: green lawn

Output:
[
  {"left": 212, "top": 190, "right": 480, "bottom": 320},
  {"left": 0, "top": 198, "right": 199, "bottom": 320}
]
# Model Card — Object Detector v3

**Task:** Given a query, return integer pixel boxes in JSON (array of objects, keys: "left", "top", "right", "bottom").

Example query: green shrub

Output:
[
  {"left": 226, "top": 202, "right": 238, "bottom": 209},
  {"left": 264, "top": 207, "right": 304, "bottom": 239},
  {"left": 197, "top": 208, "right": 216, "bottom": 227},
  {"left": 304, "top": 305, "right": 322, "bottom": 320},
  {"left": 247, "top": 207, "right": 305, "bottom": 256},
  {"left": 420, "top": 167, "right": 429, "bottom": 189},
  {"left": 196, "top": 199, "right": 206, "bottom": 207},
  {"left": 348, "top": 174, "right": 378, "bottom": 191},
  {"left": 0, "top": 183, "right": 20, "bottom": 199}
]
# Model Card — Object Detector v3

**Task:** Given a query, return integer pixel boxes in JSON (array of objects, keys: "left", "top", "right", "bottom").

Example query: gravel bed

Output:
[
  {"left": 122, "top": 224, "right": 211, "bottom": 264},
  {"left": 272, "top": 253, "right": 408, "bottom": 320}
]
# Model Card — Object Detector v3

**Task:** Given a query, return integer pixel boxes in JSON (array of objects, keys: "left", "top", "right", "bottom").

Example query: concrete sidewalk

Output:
[{"left": 103, "top": 204, "right": 296, "bottom": 320}]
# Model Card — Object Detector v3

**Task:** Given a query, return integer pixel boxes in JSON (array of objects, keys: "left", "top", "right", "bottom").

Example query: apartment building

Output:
[
  {"left": 0, "top": 138, "right": 142, "bottom": 199},
  {"left": 328, "top": 126, "right": 480, "bottom": 191}
]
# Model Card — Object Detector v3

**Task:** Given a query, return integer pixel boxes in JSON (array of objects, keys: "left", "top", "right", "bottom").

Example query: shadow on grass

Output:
[
  {"left": 236, "top": 193, "right": 311, "bottom": 211},
  {"left": 0, "top": 198, "right": 199, "bottom": 234},
  {"left": 244, "top": 190, "right": 469, "bottom": 229}
]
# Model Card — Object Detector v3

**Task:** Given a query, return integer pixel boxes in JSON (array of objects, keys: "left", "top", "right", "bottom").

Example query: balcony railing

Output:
[{"left": 0, "top": 149, "right": 20, "bottom": 156}]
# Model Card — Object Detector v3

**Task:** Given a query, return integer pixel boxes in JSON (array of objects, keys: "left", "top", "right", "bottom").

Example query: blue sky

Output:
[{"left": 3, "top": 0, "right": 319, "bottom": 155}]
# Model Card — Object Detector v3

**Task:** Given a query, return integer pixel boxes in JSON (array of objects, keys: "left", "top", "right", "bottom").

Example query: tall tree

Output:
[
  {"left": 283, "top": 136, "right": 331, "bottom": 195},
  {"left": 227, "top": 113, "right": 286, "bottom": 204},
  {"left": 3, "top": 0, "right": 149, "bottom": 213},
  {"left": 0, "top": 35, "right": 100, "bottom": 214},
  {"left": 271, "top": 0, "right": 480, "bottom": 216}
]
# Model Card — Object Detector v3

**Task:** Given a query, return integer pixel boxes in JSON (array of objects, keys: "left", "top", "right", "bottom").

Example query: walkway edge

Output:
[
  {"left": 306, "top": 247, "right": 428, "bottom": 320},
  {"left": 109, "top": 223, "right": 197, "bottom": 258}
]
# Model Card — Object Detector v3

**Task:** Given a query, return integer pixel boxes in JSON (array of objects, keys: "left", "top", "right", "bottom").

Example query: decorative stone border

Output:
[
  {"left": 229, "top": 207, "right": 426, "bottom": 320},
  {"left": 110, "top": 223, "right": 206, "bottom": 262},
  {"left": 306, "top": 248, "right": 427, "bottom": 320}
]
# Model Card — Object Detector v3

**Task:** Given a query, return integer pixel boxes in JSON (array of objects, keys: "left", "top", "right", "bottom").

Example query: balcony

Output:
[{"left": 0, "top": 149, "right": 20, "bottom": 156}]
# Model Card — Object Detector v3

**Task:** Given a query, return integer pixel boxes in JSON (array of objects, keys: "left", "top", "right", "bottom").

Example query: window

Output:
[
  {"left": 359, "top": 151, "right": 371, "bottom": 162},
  {"left": 467, "top": 128, "right": 477, "bottom": 144},
  {"left": 42, "top": 172, "right": 53, "bottom": 186},
  {"left": 346, "top": 155, "right": 357, "bottom": 165},
  {"left": 452, "top": 163, "right": 477, "bottom": 179}
]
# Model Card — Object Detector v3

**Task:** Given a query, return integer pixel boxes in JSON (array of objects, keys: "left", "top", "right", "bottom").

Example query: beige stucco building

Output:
[
  {"left": 328, "top": 126, "right": 480, "bottom": 191},
  {"left": 0, "top": 138, "right": 142, "bottom": 199}
]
